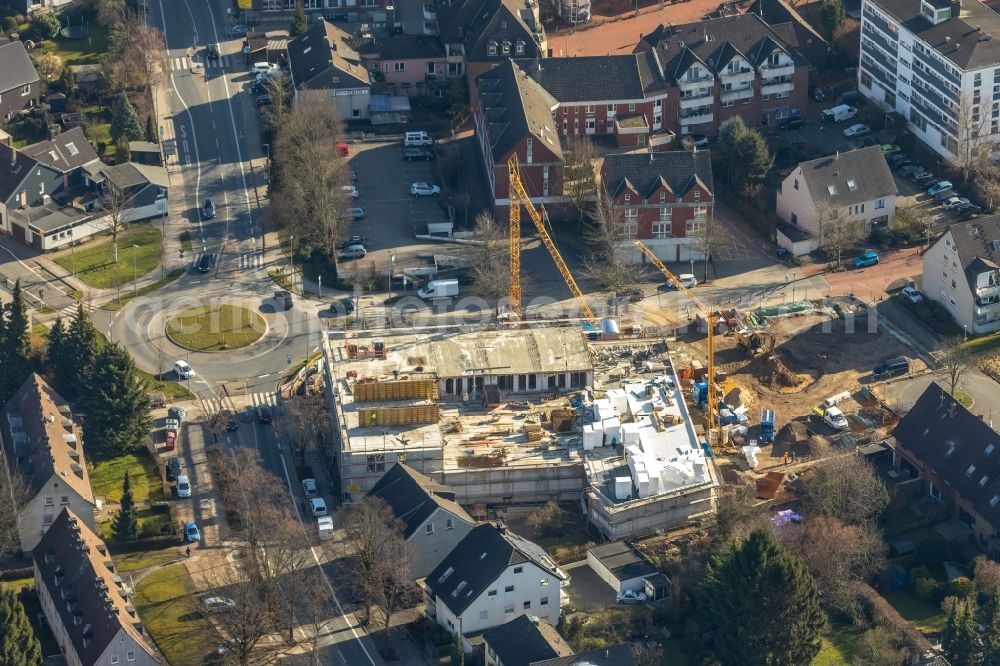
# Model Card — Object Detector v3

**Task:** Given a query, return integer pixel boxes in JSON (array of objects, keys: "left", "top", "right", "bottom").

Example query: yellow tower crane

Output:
[
  {"left": 633, "top": 239, "right": 723, "bottom": 448},
  {"left": 507, "top": 154, "right": 596, "bottom": 323}
]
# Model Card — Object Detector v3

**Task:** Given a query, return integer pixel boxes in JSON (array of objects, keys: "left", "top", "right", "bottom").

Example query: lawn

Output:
[
  {"left": 813, "top": 622, "right": 864, "bottom": 665},
  {"left": 166, "top": 304, "right": 266, "bottom": 352},
  {"left": 179, "top": 231, "right": 193, "bottom": 253},
  {"left": 103, "top": 268, "right": 184, "bottom": 311},
  {"left": 80, "top": 102, "right": 114, "bottom": 157},
  {"left": 884, "top": 588, "right": 948, "bottom": 634},
  {"left": 965, "top": 331, "right": 1000, "bottom": 354},
  {"left": 114, "top": 548, "right": 182, "bottom": 574},
  {"left": 37, "top": 22, "right": 108, "bottom": 66},
  {"left": 134, "top": 563, "right": 215, "bottom": 665},
  {"left": 138, "top": 367, "right": 194, "bottom": 401},
  {"left": 88, "top": 449, "right": 162, "bottom": 505},
  {"left": 53, "top": 226, "right": 163, "bottom": 290}
]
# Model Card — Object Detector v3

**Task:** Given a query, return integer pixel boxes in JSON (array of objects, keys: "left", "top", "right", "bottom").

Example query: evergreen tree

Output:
[
  {"left": 0, "top": 281, "right": 31, "bottom": 404},
  {"left": 291, "top": 0, "right": 308, "bottom": 35},
  {"left": 718, "top": 117, "right": 774, "bottom": 199},
  {"left": 110, "top": 92, "right": 143, "bottom": 143},
  {"left": 83, "top": 343, "right": 150, "bottom": 455},
  {"left": 984, "top": 592, "right": 1000, "bottom": 666},
  {"left": 702, "top": 529, "right": 826, "bottom": 666},
  {"left": 945, "top": 598, "right": 983, "bottom": 666},
  {"left": 61, "top": 305, "right": 100, "bottom": 403},
  {"left": 113, "top": 471, "right": 138, "bottom": 542},
  {"left": 819, "top": 0, "right": 846, "bottom": 39},
  {"left": 45, "top": 317, "right": 66, "bottom": 369},
  {"left": 0, "top": 587, "right": 42, "bottom": 666},
  {"left": 144, "top": 114, "right": 156, "bottom": 143}
]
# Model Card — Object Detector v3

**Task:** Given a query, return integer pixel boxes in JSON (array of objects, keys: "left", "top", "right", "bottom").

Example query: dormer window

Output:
[
  {"left": 487, "top": 41, "right": 498, "bottom": 56},
  {"left": 502, "top": 41, "right": 510, "bottom": 55},
  {"left": 515, "top": 41, "right": 525, "bottom": 55}
]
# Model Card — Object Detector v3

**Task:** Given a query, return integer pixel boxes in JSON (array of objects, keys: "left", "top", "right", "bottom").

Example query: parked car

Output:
[
  {"left": 957, "top": 203, "right": 983, "bottom": 216},
  {"left": 220, "top": 409, "right": 239, "bottom": 431},
  {"left": 274, "top": 290, "right": 292, "bottom": 311},
  {"left": 837, "top": 90, "right": 865, "bottom": 106},
  {"left": 900, "top": 286, "right": 924, "bottom": 303},
  {"left": 669, "top": 274, "right": 698, "bottom": 289},
  {"left": 256, "top": 94, "right": 272, "bottom": 107},
  {"left": 682, "top": 134, "right": 709, "bottom": 148},
  {"left": 251, "top": 62, "right": 279, "bottom": 76},
  {"left": 778, "top": 118, "right": 806, "bottom": 131},
  {"left": 617, "top": 589, "right": 647, "bottom": 604},
  {"left": 167, "top": 456, "right": 182, "bottom": 481},
  {"left": 203, "top": 596, "right": 236, "bottom": 612},
  {"left": 202, "top": 198, "right": 216, "bottom": 219},
  {"left": 174, "top": 360, "right": 195, "bottom": 379},
  {"left": 340, "top": 185, "right": 359, "bottom": 198},
  {"left": 403, "top": 147, "right": 435, "bottom": 161},
  {"left": 302, "top": 478, "right": 318, "bottom": 498},
  {"left": 346, "top": 207, "right": 365, "bottom": 220},
  {"left": 329, "top": 297, "right": 355, "bottom": 316},
  {"left": 910, "top": 171, "right": 935, "bottom": 183},
  {"left": 898, "top": 164, "right": 921, "bottom": 175},
  {"left": 927, "top": 180, "right": 953, "bottom": 196},
  {"left": 854, "top": 250, "right": 880, "bottom": 268},
  {"left": 176, "top": 474, "right": 192, "bottom": 498},
  {"left": 881, "top": 144, "right": 901, "bottom": 156},
  {"left": 339, "top": 244, "right": 367, "bottom": 260},
  {"left": 256, "top": 404, "right": 273, "bottom": 424},
  {"left": 184, "top": 520, "right": 201, "bottom": 542},
  {"left": 409, "top": 182, "right": 441, "bottom": 197},
  {"left": 168, "top": 406, "right": 187, "bottom": 421},
  {"left": 617, "top": 288, "right": 644, "bottom": 303},
  {"left": 810, "top": 87, "right": 826, "bottom": 102},
  {"left": 310, "top": 497, "right": 328, "bottom": 517},
  {"left": 842, "top": 123, "right": 871, "bottom": 138},
  {"left": 888, "top": 152, "right": 910, "bottom": 165},
  {"left": 337, "top": 235, "right": 370, "bottom": 249}
]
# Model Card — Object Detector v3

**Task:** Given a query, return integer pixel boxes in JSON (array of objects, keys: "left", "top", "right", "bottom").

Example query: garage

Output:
[{"left": 586, "top": 540, "right": 658, "bottom": 594}]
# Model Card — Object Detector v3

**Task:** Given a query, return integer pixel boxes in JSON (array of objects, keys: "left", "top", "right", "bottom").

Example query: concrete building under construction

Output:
[{"left": 321, "top": 326, "right": 718, "bottom": 538}]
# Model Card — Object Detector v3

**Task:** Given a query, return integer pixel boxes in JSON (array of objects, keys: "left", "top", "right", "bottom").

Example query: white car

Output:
[
  {"left": 203, "top": 596, "right": 236, "bottom": 612},
  {"left": 301, "top": 478, "right": 318, "bottom": 498},
  {"left": 340, "top": 185, "right": 359, "bottom": 199},
  {"left": 944, "top": 196, "right": 971, "bottom": 211},
  {"left": 669, "top": 273, "right": 698, "bottom": 289},
  {"left": 309, "top": 497, "right": 328, "bottom": 517},
  {"left": 174, "top": 360, "right": 195, "bottom": 379},
  {"left": 176, "top": 474, "right": 191, "bottom": 498},
  {"left": 842, "top": 123, "right": 871, "bottom": 138},
  {"left": 346, "top": 207, "right": 365, "bottom": 220},
  {"left": 900, "top": 286, "right": 924, "bottom": 304},
  {"left": 252, "top": 62, "right": 279, "bottom": 75},
  {"left": 616, "top": 589, "right": 647, "bottom": 604},
  {"left": 409, "top": 182, "right": 441, "bottom": 197}
]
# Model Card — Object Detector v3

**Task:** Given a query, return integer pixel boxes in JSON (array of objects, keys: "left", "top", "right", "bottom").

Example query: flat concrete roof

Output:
[{"left": 589, "top": 540, "right": 657, "bottom": 581}]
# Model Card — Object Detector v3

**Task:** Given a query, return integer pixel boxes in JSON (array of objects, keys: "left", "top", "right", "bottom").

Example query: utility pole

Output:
[{"left": 132, "top": 244, "right": 139, "bottom": 295}]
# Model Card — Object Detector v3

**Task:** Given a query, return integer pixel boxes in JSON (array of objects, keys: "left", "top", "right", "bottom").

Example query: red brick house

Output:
[
  {"left": 474, "top": 60, "right": 562, "bottom": 218},
  {"left": 601, "top": 150, "right": 714, "bottom": 263},
  {"left": 249, "top": 0, "right": 389, "bottom": 21},
  {"left": 633, "top": 13, "right": 811, "bottom": 137},
  {"left": 355, "top": 34, "right": 448, "bottom": 97},
  {"left": 890, "top": 382, "right": 1000, "bottom": 558}
]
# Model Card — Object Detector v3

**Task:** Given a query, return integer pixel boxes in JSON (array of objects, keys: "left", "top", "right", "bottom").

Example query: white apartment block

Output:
[{"left": 859, "top": 0, "right": 1000, "bottom": 164}]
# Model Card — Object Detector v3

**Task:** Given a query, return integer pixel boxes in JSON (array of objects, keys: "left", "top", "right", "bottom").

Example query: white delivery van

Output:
[
  {"left": 404, "top": 131, "right": 434, "bottom": 147},
  {"left": 317, "top": 515, "right": 334, "bottom": 540},
  {"left": 821, "top": 104, "right": 858, "bottom": 123},
  {"left": 418, "top": 278, "right": 459, "bottom": 300}
]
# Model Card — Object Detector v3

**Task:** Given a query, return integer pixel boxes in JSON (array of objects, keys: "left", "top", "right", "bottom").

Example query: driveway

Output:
[
  {"left": 878, "top": 369, "right": 1000, "bottom": 425},
  {"left": 800, "top": 246, "right": 924, "bottom": 299}
]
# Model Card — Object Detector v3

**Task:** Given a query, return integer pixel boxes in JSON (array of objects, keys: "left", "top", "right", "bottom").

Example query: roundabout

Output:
[{"left": 165, "top": 304, "right": 267, "bottom": 352}]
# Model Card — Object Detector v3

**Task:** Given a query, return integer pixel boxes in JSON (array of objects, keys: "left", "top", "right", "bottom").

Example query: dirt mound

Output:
[
  {"left": 777, "top": 421, "right": 809, "bottom": 444},
  {"left": 760, "top": 354, "right": 813, "bottom": 392},
  {"left": 724, "top": 385, "right": 754, "bottom": 409}
]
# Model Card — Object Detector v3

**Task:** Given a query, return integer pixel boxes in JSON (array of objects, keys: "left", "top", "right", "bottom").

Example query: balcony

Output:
[
  {"left": 719, "top": 68, "right": 755, "bottom": 86},
  {"left": 862, "top": 9, "right": 897, "bottom": 41},
  {"left": 679, "top": 92, "right": 713, "bottom": 109},
  {"left": 977, "top": 282, "right": 1000, "bottom": 299},
  {"left": 862, "top": 27, "right": 898, "bottom": 59},
  {"left": 680, "top": 109, "right": 713, "bottom": 124},
  {"left": 720, "top": 86, "right": 754, "bottom": 103},
  {"left": 760, "top": 79, "right": 794, "bottom": 96},
  {"left": 758, "top": 63, "right": 795, "bottom": 79},
  {"left": 678, "top": 74, "right": 714, "bottom": 91}
]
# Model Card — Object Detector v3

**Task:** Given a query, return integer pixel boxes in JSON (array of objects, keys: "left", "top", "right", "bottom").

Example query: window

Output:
[
  {"left": 652, "top": 222, "right": 671, "bottom": 239},
  {"left": 586, "top": 105, "right": 594, "bottom": 113},
  {"left": 693, "top": 205, "right": 707, "bottom": 219},
  {"left": 488, "top": 42, "right": 497, "bottom": 56},
  {"left": 427, "top": 62, "right": 436, "bottom": 75},
  {"left": 513, "top": 566, "right": 523, "bottom": 574},
  {"left": 622, "top": 220, "right": 637, "bottom": 238},
  {"left": 967, "top": 465, "right": 977, "bottom": 476},
  {"left": 847, "top": 179, "right": 857, "bottom": 192},
  {"left": 687, "top": 218, "right": 705, "bottom": 235},
  {"left": 540, "top": 596, "right": 549, "bottom": 606},
  {"left": 480, "top": 610, "right": 489, "bottom": 621},
  {"left": 659, "top": 192, "right": 666, "bottom": 203},
  {"left": 504, "top": 585, "right": 514, "bottom": 593},
  {"left": 523, "top": 600, "right": 531, "bottom": 609},
  {"left": 987, "top": 444, "right": 996, "bottom": 455},
  {"left": 111, "top": 657, "right": 119, "bottom": 665},
  {"left": 446, "top": 518, "right": 454, "bottom": 530},
  {"left": 366, "top": 454, "right": 385, "bottom": 473},
  {"left": 624, "top": 193, "right": 631, "bottom": 204},
  {"left": 127, "top": 652, "right": 135, "bottom": 662},
  {"left": 44, "top": 497, "right": 53, "bottom": 506},
  {"left": 502, "top": 41, "right": 510, "bottom": 54},
  {"left": 60, "top": 496, "right": 68, "bottom": 505},
  {"left": 394, "top": 62, "right": 405, "bottom": 72},
  {"left": 515, "top": 41, "right": 524, "bottom": 55},
  {"left": 875, "top": 199, "right": 885, "bottom": 209},
  {"left": 504, "top": 604, "right": 514, "bottom": 614},
  {"left": 488, "top": 589, "right": 497, "bottom": 597},
  {"left": 628, "top": 103, "right": 636, "bottom": 112},
  {"left": 19, "top": 84, "right": 29, "bottom": 96},
  {"left": 793, "top": 178, "right": 799, "bottom": 190},
  {"left": 608, "top": 104, "right": 615, "bottom": 112},
  {"left": 723, "top": 100, "right": 735, "bottom": 108},
  {"left": 426, "top": 523, "right": 434, "bottom": 535},
  {"left": 693, "top": 190, "right": 700, "bottom": 202},
  {"left": 526, "top": 138, "right": 533, "bottom": 163},
  {"left": 540, "top": 578, "right": 550, "bottom": 586}
]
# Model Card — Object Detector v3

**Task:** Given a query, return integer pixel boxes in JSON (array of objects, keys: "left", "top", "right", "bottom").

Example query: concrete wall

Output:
[
  {"left": 410, "top": 508, "right": 475, "bottom": 578},
  {"left": 587, "top": 480, "right": 717, "bottom": 540},
  {"left": 441, "top": 462, "right": 587, "bottom": 506}
]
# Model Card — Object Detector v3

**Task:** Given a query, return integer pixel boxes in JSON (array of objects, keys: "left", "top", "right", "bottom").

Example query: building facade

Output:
[
  {"left": 859, "top": 0, "right": 1000, "bottom": 164},
  {"left": 356, "top": 34, "right": 449, "bottom": 97},
  {"left": 0, "top": 37, "right": 40, "bottom": 121},
  {"left": 601, "top": 150, "right": 714, "bottom": 263},
  {"left": 287, "top": 20, "right": 372, "bottom": 121},
  {"left": 0, "top": 374, "right": 95, "bottom": 554},
  {"left": 922, "top": 216, "right": 1000, "bottom": 335}
]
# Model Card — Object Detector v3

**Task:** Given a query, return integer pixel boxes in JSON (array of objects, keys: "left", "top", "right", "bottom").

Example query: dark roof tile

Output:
[
  {"left": 366, "top": 463, "right": 473, "bottom": 538},
  {"left": 795, "top": 145, "right": 897, "bottom": 209},
  {"left": 602, "top": 150, "right": 714, "bottom": 199},
  {"left": 475, "top": 60, "right": 561, "bottom": 162},
  {"left": 480, "top": 615, "right": 572, "bottom": 666}
]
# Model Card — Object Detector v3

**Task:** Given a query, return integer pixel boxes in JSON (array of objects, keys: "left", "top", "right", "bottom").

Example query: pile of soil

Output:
[
  {"left": 776, "top": 421, "right": 809, "bottom": 444},
  {"left": 806, "top": 435, "right": 832, "bottom": 458},
  {"left": 724, "top": 385, "right": 754, "bottom": 409},
  {"left": 760, "top": 354, "right": 813, "bottom": 392}
]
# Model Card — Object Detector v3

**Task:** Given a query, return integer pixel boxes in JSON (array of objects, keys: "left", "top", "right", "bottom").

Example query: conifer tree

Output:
[
  {"left": 113, "top": 471, "right": 138, "bottom": 542},
  {"left": 290, "top": 0, "right": 308, "bottom": 35},
  {"left": 702, "top": 529, "right": 826, "bottom": 666},
  {"left": 110, "top": 92, "right": 143, "bottom": 143},
  {"left": 61, "top": 305, "right": 100, "bottom": 404},
  {"left": 83, "top": 343, "right": 150, "bottom": 454},
  {"left": 0, "top": 281, "right": 31, "bottom": 403},
  {"left": 0, "top": 587, "right": 42, "bottom": 666}
]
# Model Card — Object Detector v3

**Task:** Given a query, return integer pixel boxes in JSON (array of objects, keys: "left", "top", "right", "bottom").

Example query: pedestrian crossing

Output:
[
  {"left": 57, "top": 301, "right": 94, "bottom": 321},
  {"left": 199, "top": 391, "right": 278, "bottom": 418},
  {"left": 170, "top": 55, "right": 235, "bottom": 71},
  {"left": 239, "top": 252, "right": 264, "bottom": 270}
]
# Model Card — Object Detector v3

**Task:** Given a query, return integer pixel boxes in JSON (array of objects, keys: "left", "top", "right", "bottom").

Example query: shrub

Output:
[
  {"left": 913, "top": 576, "right": 940, "bottom": 601},
  {"left": 30, "top": 11, "right": 60, "bottom": 41},
  {"left": 1, "top": 16, "right": 17, "bottom": 33},
  {"left": 951, "top": 576, "right": 975, "bottom": 598},
  {"left": 139, "top": 514, "right": 174, "bottom": 537}
]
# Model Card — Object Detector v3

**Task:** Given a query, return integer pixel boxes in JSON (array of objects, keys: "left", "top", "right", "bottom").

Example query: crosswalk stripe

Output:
[
  {"left": 201, "top": 392, "right": 277, "bottom": 416},
  {"left": 239, "top": 253, "right": 263, "bottom": 270}
]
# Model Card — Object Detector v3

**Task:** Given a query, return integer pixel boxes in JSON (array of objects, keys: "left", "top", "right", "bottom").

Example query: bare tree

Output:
[
  {"left": 800, "top": 455, "right": 890, "bottom": 526},
  {"left": 632, "top": 641, "right": 665, "bottom": 666},
  {"left": 561, "top": 135, "right": 598, "bottom": 218},
  {"left": 469, "top": 212, "right": 513, "bottom": 316},
  {"left": 96, "top": 0, "right": 127, "bottom": 27},
  {"left": 281, "top": 395, "right": 330, "bottom": 467},
  {"left": 272, "top": 92, "right": 350, "bottom": 266},
  {"left": 579, "top": 194, "right": 644, "bottom": 297},
  {"left": 97, "top": 177, "right": 134, "bottom": 264},
  {"left": 819, "top": 209, "right": 863, "bottom": 268},
  {"left": 130, "top": 22, "right": 170, "bottom": 93},
  {"left": 31, "top": 52, "right": 63, "bottom": 85},
  {"left": 364, "top": 529, "right": 418, "bottom": 646},
  {"left": 691, "top": 210, "right": 726, "bottom": 283},
  {"left": 0, "top": 469, "right": 28, "bottom": 559},
  {"left": 954, "top": 93, "right": 992, "bottom": 185},
  {"left": 971, "top": 143, "right": 1000, "bottom": 211},
  {"left": 937, "top": 337, "right": 974, "bottom": 396},
  {"left": 262, "top": 73, "right": 292, "bottom": 131}
]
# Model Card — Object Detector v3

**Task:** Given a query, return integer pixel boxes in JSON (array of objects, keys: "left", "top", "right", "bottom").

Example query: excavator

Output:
[{"left": 735, "top": 329, "right": 775, "bottom": 357}]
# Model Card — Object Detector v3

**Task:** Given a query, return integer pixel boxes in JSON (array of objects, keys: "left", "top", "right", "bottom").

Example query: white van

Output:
[
  {"left": 174, "top": 360, "right": 195, "bottom": 379},
  {"left": 404, "top": 131, "right": 434, "bottom": 147},
  {"left": 252, "top": 62, "right": 278, "bottom": 75},
  {"left": 821, "top": 104, "right": 858, "bottom": 123},
  {"left": 417, "top": 278, "right": 459, "bottom": 300}
]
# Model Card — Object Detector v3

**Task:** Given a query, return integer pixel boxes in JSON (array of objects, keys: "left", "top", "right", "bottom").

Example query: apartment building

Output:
[
  {"left": 859, "top": 0, "right": 1000, "bottom": 164},
  {"left": 634, "top": 13, "right": 811, "bottom": 136},
  {"left": 922, "top": 216, "right": 1000, "bottom": 334}
]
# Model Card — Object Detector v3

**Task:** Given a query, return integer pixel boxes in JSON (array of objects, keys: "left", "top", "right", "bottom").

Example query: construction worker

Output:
[{"left": 783, "top": 452, "right": 790, "bottom": 466}]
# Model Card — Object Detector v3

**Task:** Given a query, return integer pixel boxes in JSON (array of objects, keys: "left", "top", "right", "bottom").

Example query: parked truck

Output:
[
  {"left": 759, "top": 409, "right": 776, "bottom": 443},
  {"left": 417, "top": 278, "right": 459, "bottom": 301},
  {"left": 813, "top": 405, "right": 849, "bottom": 430}
]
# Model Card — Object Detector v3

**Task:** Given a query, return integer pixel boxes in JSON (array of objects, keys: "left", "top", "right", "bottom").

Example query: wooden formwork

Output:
[
  {"left": 354, "top": 378, "right": 440, "bottom": 402},
  {"left": 357, "top": 404, "right": 440, "bottom": 427}
]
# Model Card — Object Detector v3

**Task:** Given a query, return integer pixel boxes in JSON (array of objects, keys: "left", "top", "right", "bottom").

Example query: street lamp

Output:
[
  {"left": 132, "top": 245, "right": 139, "bottom": 295},
  {"left": 791, "top": 271, "right": 797, "bottom": 302},
  {"left": 289, "top": 234, "right": 295, "bottom": 292},
  {"left": 784, "top": 273, "right": 789, "bottom": 303}
]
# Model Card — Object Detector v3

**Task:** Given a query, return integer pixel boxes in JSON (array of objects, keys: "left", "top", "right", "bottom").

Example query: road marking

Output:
[{"left": 257, "top": 373, "right": 270, "bottom": 378}]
